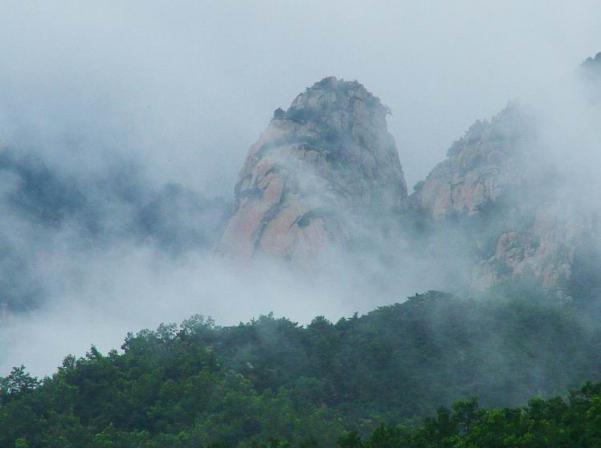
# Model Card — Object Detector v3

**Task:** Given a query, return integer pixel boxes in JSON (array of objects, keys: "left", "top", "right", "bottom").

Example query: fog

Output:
[
  {"left": 2, "top": 1, "right": 599, "bottom": 190},
  {"left": 0, "top": 1, "right": 600, "bottom": 376}
]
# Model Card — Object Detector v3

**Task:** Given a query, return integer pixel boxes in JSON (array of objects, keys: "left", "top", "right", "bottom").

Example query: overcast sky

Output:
[{"left": 0, "top": 1, "right": 599, "bottom": 193}]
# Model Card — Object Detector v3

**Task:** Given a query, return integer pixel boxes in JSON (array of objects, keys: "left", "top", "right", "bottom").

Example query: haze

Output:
[
  {"left": 1, "top": 1, "right": 598, "bottom": 191},
  {"left": 0, "top": 0, "right": 600, "bottom": 376}
]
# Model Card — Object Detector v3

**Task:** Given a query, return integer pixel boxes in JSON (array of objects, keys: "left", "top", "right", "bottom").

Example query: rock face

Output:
[
  {"left": 411, "top": 102, "right": 598, "bottom": 295},
  {"left": 218, "top": 77, "right": 407, "bottom": 260},
  {"left": 220, "top": 57, "right": 601, "bottom": 297},
  {"left": 411, "top": 105, "right": 533, "bottom": 218},
  {"left": 472, "top": 204, "right": 594, "bottom": 293}
]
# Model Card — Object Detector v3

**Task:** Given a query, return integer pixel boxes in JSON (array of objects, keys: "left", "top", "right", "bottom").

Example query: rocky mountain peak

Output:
[
  {"left": 410, "top": 96, "right": 598, "bottom": 296},
  {"left": 411, "top": 104, "right": 534, "bottom": 218},
  {"left": 218, "top": 68, "right": 600, "bottom": 297},
  {"left": 284, "top": 76, "right": 390, "bottom": 128},
  {"left": 218, "top": 77, "right": 407, "bottom": 261}
]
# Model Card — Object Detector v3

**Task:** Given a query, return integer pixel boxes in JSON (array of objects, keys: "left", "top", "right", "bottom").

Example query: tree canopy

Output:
[{"left": 1, "top": 291, "right": 599, "bottom": 447}]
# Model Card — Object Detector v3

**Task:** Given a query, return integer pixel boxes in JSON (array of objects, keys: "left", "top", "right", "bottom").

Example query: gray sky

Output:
[{"left": 0, "top": 0, "right": 599, "bottom": 193}]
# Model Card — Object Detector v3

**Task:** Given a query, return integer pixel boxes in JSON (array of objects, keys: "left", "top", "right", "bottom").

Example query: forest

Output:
[{"left": 1, "top": 289, "right": 599, "bottom": 447}]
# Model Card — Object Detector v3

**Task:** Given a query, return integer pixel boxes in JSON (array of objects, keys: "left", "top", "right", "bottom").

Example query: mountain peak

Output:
[
  {"left": 582, "top": 52, "right": 601, "bottom": 97},
  {"left": 582, "top": 51, "right": 601, "bottom": 68},
  {"left": 293, "top": 76, "right": 384, "bottom": 107},
  {"left": 218, "top": 78, "right": 406, "bottom": 260},
  {"left": 280, "top": 77, "right": 390, "bottom": 127}
]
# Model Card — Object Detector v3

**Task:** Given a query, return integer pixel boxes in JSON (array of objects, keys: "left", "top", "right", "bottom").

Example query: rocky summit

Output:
[
  {"left": 218, "top": 77, "right": 407, "bottom": 261},
  {"left": 411, "top": 104, "right": 533, "bottom": 218},
  {"left": 411, "top": 101, "right": 599, "bottom": 295},
  {"left": 219, "top": 61, "right": 601, "bottom": 297}
]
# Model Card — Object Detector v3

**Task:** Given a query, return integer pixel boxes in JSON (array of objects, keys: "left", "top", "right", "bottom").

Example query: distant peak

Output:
[
  {"left": 273, "top": 77, "right": 390, "bottom": 126},
  {"left": 583, "top": 51, "right": 601, "bottom": 66},
  {"left": 314, "top": 75, "right": 343, "bottom": 87},
  {"left": 582, "top": 52, "right": 601, "bottom": 78},
  {"left": 294, "top": 76, "right": 385, "bottom": 109}
]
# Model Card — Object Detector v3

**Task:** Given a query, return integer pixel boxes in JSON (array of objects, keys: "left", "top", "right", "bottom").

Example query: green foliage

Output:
[
  {"left": 0, "top": 366, "right": 39, "bottom": 397},
  {"left": 0, "top": 292, "right": 599, "bottom": 447},
  {"left": 342, "top": 383, "right": 601, "bottom": 447}
]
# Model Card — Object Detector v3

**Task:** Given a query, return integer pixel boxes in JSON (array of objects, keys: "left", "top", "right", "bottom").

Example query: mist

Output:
[
  {"left": 2, "top": 1, "right": 599, "bottom": 190},
  {"left": 1, "top": 1, "right": 601, "bottom": 377}
]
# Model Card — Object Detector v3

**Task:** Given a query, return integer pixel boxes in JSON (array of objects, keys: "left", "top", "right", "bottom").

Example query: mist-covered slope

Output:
[
  {"left": 1, "top": 53, "right": 600, "bottom": 318},
  {"left": 0, "top": 147, "right": 229, "bottom": 312},
  {"left": 409, "top": 101, "right": 601, "bottom": 296},
  {"left": 1, "top": 290, "right": 599, "bottom": 447},
  {"left": 216, "top": 60, "right": 601, "bottom": 301},
  {"left": 0, "top": 51, "right": 600, "bottom": 394},
  {"left": 0, "top": 5, "right": 600, "bottom": 446}
]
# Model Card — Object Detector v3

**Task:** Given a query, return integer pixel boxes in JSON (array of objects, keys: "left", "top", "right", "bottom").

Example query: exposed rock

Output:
[
  {"left": 218, "top": 77, "right": 407, "bottom": 260},
  {"left": 411, "top": 104, "right": 534, "bottom": 218},
  {"left": 411, "top": 96, "right": 599, "bottom": 296},
  {"left": 472, "top": 204, "right": 595, "bottom": 294},
  {"left": 219, "top": 56, "right": 601, "bottom": 296}
]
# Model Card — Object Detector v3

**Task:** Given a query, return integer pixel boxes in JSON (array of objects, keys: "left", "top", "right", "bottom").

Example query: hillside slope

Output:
[{"left": 1, "top": 290, "right": 599, "bottom": 447}]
